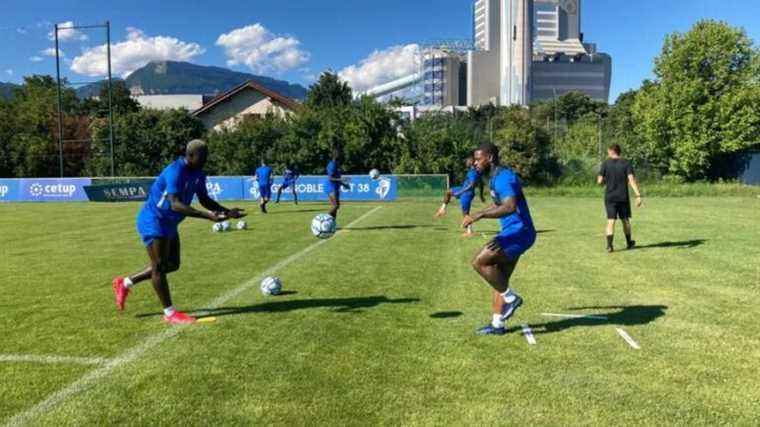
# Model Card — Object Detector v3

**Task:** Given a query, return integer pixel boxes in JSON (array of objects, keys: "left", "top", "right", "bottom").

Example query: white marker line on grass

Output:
[
  {"left": 615, "top": 328, "right": 641, "bottom": 350},
  {"left": 521, "top": 324, "right": 536, "bottom": 345},
  {"left": 541, "top": 313, "right": 608, "bottom": 320},
  {"left": 0, "top": 354, "right": 111, "bottom": 366},
  {"left": 4, "top": 206, "right": 383, "bottom": 427}
]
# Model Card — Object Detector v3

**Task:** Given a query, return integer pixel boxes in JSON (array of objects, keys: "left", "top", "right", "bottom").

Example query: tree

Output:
[
  {"left": 305, "top": 72, "right": 353, "bottom": 109},
  {"left": 87, "top": 109, "right": 205, "bottom": 176},
  {"left": 82, "top": 80, "right": 140, "bottom": 118},
  {"left": 491, "top": 106, "right": 556, "bottom": 183},
  {"left": 395, "top": 111, "right": 481, "bottom": 182},
  {"left": 4, "top": 75, "right": 86, "bottom": 177},
  {"left": 633, "top": 20, "right": 760, "bottom": 179},
  {"left": 206, "top": 113, "right": 288, "bottom": 175}
]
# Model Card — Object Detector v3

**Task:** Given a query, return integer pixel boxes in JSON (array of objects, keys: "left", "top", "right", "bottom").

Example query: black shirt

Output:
[{"left": 599, "top": 158, "right": 634, "bottom": 202}]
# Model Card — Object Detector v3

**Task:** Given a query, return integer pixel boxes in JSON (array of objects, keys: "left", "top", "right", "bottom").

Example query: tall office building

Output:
[
  {"left": 500, "top": 0, "right": 533, "bottom": 105},
  {"left": 530, "top": 0, "right": 611, "bottom": 102},
  {"left": 466, "top": 0, "right": 611, "bottom": 107}
]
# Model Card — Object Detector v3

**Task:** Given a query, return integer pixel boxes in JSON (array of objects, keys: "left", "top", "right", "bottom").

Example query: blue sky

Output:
[{"left": 1, "top": 0, "right": 759, "bottom": 102}]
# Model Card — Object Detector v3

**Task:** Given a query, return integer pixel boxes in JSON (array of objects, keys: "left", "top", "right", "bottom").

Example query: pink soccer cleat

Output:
[
  {"left": 163, "top": 311, "right": 196, "bottom": 325},
  {"left": 112, "top": 277, "right": 130, "bottom": 311}
]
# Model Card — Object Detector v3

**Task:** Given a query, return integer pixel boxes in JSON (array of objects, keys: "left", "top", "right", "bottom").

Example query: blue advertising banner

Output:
[
  {"left": 0, "top": 175, "right": 397, "bottom": 202},
  {"left": 0, "top": 179, "right": 21, "bottom": 202},
  {"left": 205, "top": 176, "right": 245, "bottom": 201},
  {"left": 243, "top": 175, "right": 397, "bottom": 202},
  {"left": 18, "top": 178, "right": 92, "bottom": 202}
]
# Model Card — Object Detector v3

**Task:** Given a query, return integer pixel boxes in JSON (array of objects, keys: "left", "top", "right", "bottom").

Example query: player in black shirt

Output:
[{"left": 597, "top": 144, "right": 642, "bottom": 252}]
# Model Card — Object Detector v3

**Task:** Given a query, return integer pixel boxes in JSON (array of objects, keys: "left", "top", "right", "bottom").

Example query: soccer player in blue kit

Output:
[
  {"left": 275, "top": 165, "right": 300, "bottom": 205},
  {"left": 254, "top": 159, "right": 273, "bottom": 213},
  {"left": 435, "top": 155, "right": 484, "bottom": 237},
  {"left": 111, "top": 140, "right": 246, "bottom": 324},
  {"left": 326, "top": 148, "right": 350, "bottom": 220},
  {"left": 462, "top": 143, "right": 537, "bottom": 335}
]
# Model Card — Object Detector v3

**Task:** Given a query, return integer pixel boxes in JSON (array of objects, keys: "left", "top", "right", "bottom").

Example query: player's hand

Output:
[
  {"left": 461, "top": 214, "right": 475, "bottom": 229},
  {"left": 226, "top": 208, "right": 247, "bottom": 219},
  {"left": 434, "top": 207, "right": 446, "bottom": 218},
  {"left": 635, "top": 196, "right": 643, "bottom": 208},
  {"left": 207, "top": 211, "right": 227, "bottom": 222}
]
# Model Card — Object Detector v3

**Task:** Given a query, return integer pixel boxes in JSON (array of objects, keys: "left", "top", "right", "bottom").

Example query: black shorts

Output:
[{"left": 605, "top": 200, "right": 631, "bottom": 220}]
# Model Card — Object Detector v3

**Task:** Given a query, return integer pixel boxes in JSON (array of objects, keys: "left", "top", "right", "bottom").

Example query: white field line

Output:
[
  {"left": 4, "top": 206, "right": 383, "bottom": 427},
  {"left": 0, "top": 354, "right": 111, "bottom": 366},
  {"left": 541, "top": 312, "right": 608, "bottom": 320},
  {"left": 615, "top": 328, "right": 641, "bottom": 350},
  {"left": 521, "top": 324, "right": 536, "bottom": 345}
]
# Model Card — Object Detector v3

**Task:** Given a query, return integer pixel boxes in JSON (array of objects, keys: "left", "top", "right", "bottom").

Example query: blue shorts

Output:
[
  {"left": 259, "top": 183, "right": 272, "bottom": 199},
  {"left": 136, "top": 209, "right": 179, "bottom": 247},
  {"left": 281, "top": 180, "right": 296, "bottom": 190},
  {"left": 494, "top": 227, "right": 536, "bottom": 260}
]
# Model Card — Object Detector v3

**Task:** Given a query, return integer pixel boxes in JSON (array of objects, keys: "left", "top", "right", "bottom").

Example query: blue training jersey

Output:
[
  {"left": 326, "top": 160, "right": 341, "bottom": 187},
  {"left": 461, "top": 167, "right": 480, "bottom": 195},
  {"left": 142, "top": 157, "right": 208, "bottom": 224},
  {"left": 490, "top": 167, "right": 535, "bottom": 234},
  {"left": 255, "top": 165, "right": 273, "bottom": 186},
  {"left": 283, "top": 168, "right": 299, "bottom": 183}
]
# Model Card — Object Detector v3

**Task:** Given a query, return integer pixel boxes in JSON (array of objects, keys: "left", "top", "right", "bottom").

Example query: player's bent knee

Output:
[{"left": 153, "top": 260, "right": 172, "bottom": 274}]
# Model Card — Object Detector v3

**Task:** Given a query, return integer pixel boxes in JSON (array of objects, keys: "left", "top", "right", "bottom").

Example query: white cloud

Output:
[
  {"left": 48, "top": 21, "right": 88, "bottom": 42},
  {"left": 41, "top": 47, "right": 64, "bottom": 58},
  {"left": 338, "top": 44, "right": 419, "bottom": 93},
  {"left": 30, "top": 56, "right": 44, "bottom": 62},
  {"left": 216, "top": 24, "right": 309, "bottom": 74},
  {"left": 17, "top": 27, "right": 28, "bottom": 35},
  {"left": 70, "top": 27, "right": 205, "bottom": 77},
  {"left": 5, "top": 69, "right": 13, "bottom": 76}
]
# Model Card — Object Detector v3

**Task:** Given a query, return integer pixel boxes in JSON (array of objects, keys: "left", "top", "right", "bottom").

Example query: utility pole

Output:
[
  {"left": 54, "top": 24, "right": 64, "bottom": 178},
  {"left": 106, "top": 20, "right": 115, "bottom": 177}
]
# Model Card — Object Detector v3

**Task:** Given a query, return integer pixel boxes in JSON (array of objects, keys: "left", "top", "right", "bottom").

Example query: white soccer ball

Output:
[
  {"left": 260, "top": 276, "right": 282, "bottom": 296},
  {"left": 221, "top": 220, "right": 231, "bottom": 232},
  {"left": 212, "top": 222, "right": 224, "bottom": 233},
  {"left": 369, "top": 168, "right": 380, "bottom": 180},
  {"left": 311, "top": 213, "right": 336, "bottom": 239},
  {"left": 236, "top": 220, "right": 247, "bottom": 230}
]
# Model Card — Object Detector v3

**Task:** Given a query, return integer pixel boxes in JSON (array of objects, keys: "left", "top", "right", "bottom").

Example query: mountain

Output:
[
  {"left": 0, "top": 82, "right": 19, "bottom": 100},
  {"left": 76, "top": 61, "right": 308, "bottom": 100}
]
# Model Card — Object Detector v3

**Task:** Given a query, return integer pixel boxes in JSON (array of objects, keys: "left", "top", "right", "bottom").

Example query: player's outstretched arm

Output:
[
  {"left": 168, "top": 194, "right": 222, "bottom": 221},
  {"left": 197, "top": 194, "right": 247, "bottom": 219},
  {"left": 462, "top": 198, "right": 516, "bottom": 228},
  {"left": 452, "top": 182, "right": 475, "bottom": 198}
]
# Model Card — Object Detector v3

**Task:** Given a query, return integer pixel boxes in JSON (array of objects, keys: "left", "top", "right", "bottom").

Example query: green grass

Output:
[
  {"left": 1, "top": 197, "right": 759, "bottom": 425},
  {"left": 526, "top": 182, "right": 760, "bottom": 198}
]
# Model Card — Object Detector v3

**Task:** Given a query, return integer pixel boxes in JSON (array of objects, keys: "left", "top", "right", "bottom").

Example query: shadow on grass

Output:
[
  {"left": 506, "top": 305, "right": 668, "bottom": 335},
  {"left": 267, "top": 208, "right": 325, "bottom": 215},
  {"left": 137, "top": 296, "right": 419, "bottom": 318},
  {"left": 630, "top": 239, "right": 706, "bottom": 250},
  {"left": 430, "top": 311, "right": 463, "bottom": 319},
  {"left": 344, "top": 224, "right": 441, "bottom": 231}
]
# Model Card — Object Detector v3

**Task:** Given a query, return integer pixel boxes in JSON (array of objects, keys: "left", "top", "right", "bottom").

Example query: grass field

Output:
[{"left": 1, "top": 196, "right": 759, "bottom": 425}]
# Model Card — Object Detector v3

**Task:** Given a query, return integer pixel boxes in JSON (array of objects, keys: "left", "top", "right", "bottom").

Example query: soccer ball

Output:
[
  {"left": 311, "top": 214, "right": 336, "bottom": 239},
  {"left": 212, "top": 222, "right": 224, "bottom": 233},
  {"left": 221, "top": 220, "right": 231, "bottom": 232},
  {"left": 260, "top": 276, "right": 282, "bottom": 296},
  {"left": 236, "top": 220, "right": 247, "bottom": 230},
  {"left": 369, "top": 168, "right": 380, "bottom": 180}
]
